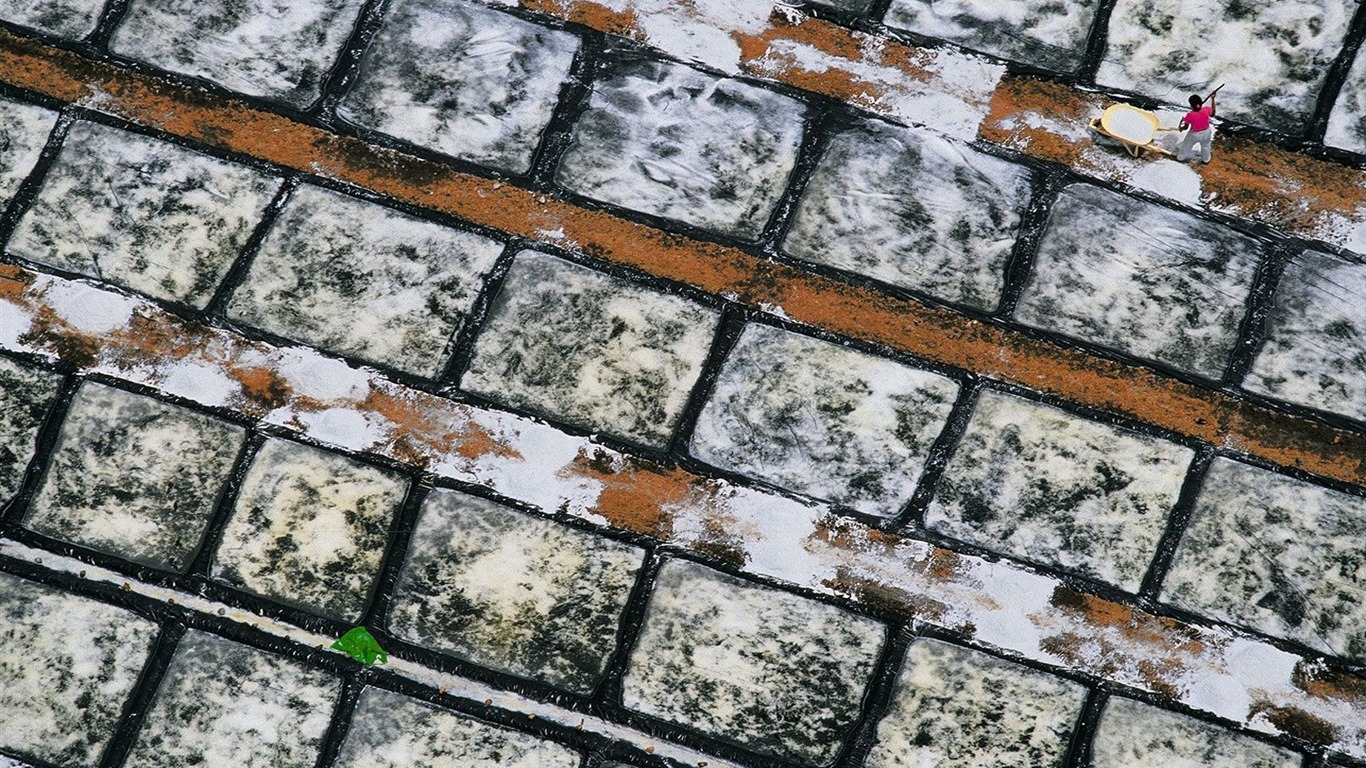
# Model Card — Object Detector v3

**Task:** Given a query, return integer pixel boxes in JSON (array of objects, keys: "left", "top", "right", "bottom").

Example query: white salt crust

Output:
[
  {"left": 123, "top": 631, "right": 339, "bottom": 768},
  {"left": 623, "top": 558, "right": 886, "bottom": 765},
  {"left": 335, "top": 687, "right": 581, "bottom": 767},
  {"left": 1099, "top": 0, "right": 1353, "bottom": 132},
  {"left": 8, "top": 120, "right": 279, "bottom": 308},
  {"left": 338, "top": 0, "right": 580, "bottom": 174},
  {"left": 0, "top": 0, "right": 105, "bottom": 38},
  {"left": 866, "top": 639, "right": 1087, "bottom": 768},
  {"left": 461, "top": 250, "right": 720, "bottom": 448},
  {"left": 884, "top": 0, "right": 1100, "bottom": 72},
  {"left": 228, "top": 183, "right": 503, "bottom": 378},
  {"left": 555, "top": 58, "right": 807, "bottom": 240},
  {"left": 691, "top": 321, "right": 959, "bottom": 515},
  {"left": 1244, "top": 250, "right": 1366, "bottom": 421},
  {"left": 0, "top": 98, "right": 58, "bottom": 207},
  {"left": 0, "top": 572, "right": 160, "bottom": 768},
  {"left": 211, "top": 438, "right": 409, "bottom": 621},
  {"left": 926, "top": 389, "right": 1193, "bottom": 591},
  {"left": 109, "top": 0, "right": 368, "bottom": 107},
  {"left": 1092, "top": 696, "right": 1300, "bottom": 768}
]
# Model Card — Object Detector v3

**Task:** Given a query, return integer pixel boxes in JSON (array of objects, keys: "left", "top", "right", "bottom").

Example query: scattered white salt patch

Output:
[
  {"left": 536, "top": 225, "right": 573, "bottom": 246},
  {"left": 637, "top": 15, "right": 745, "bottom": 71},
  {"left": 973, "top": 560, "right": 1057, "bottom": 653},
  {"left": 752, "top": 37, "right": 1002, "bottom": 137},
  {"left": 0, "top": 539, "right": 745, "bottom": 768},
  {"left": 293, "top": 407, "right": 387, "bottom": 449},
  {"left": 492, "top": 433, "right": 603, "bottom": 512},
  {"left": 756, "top": 301, "right": 792, "bottom": 320},
  {"left": 273, "top": 347, "right": 373, "bottom": 401},
  {"left": 39, "top": 278, "right": 137, "bottom": 335},
  {"left": 1310, "top": 207, "right": 1366, "bottom": 257},
  {"left": 157, "top": 361, "right": 241, "bottom": 407},
  {"left": 675, "top": 488, "right": 829, "bottom": 580},
  {"left": 1013, "top": 107, "right": 1092, "bottom": 143},
  {"left": 1128, "top": 160, "right": 1203, "bottom": 206},
  {"left": 0, "top": 302, "right": 32, "bottom": 349},
  {"left": 1184, "top": 636, "right": 1298, "bottom": 726}
]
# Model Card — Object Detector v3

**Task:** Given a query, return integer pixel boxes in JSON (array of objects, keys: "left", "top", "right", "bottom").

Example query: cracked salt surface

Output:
[
  {"left": 866, "top": 639, "right": 1086, "bottom": 768},
  {"left": 227, "top": 184, "right": 504, "bottom": 378},
  {"left": 926, "top": 389, "right": 1193, "bottom": 592},
  {"left": 123, "top": 631, "right": 339, "bottom": 768},
  {"left": 556, "top": 58, "right": 806, "bottom": 240},
  {"left": 883, "top": 0, "right": 1100, "bottom": 73},
  {"left": 623, "top": 558, "right": 885, "bottom": 765},
  {"left": 335, "top": 687, "right": 581, "bottom": 767},
  {"left": 0, "top": 571, "right": 160, "bottom": 768},
  {"left": 782, "top": 119, "right": 1032, "bottom": 311},
  {"left": 1245, "top": 250, "right": 1366, "bottom": 420},
  {"left": 338, "top": 0, "right": 579, "bottom": 174},
  {"left": 0, "top": 97, "right": 57, "bottom": 207},
  {"left": 1014, "top": 183, "right": 1265, "bottom": 379},
  {"left": 8, "top": 120, "right": 280, "bottom": 308},
  {"left": 211, "top": 438, "right": 409, "bottom": 622},
  {"left": 0, "top": 0, "right": 104, "bottom": 38},
  {"left": 461, "top": 250, "right": 720, "bottom": 449},
  {"left": 691, "top": 321, "right": 958, "bottom": 516},
  {"left": 1163, "top": 457, "right": 1366, "bottom": 661},
  {"left": 1099, "top": 0, "right": 1353, "bottom": 134},
  {"left": 388, "top": 488, "right": 645, "bottom": 694},
  {"left": 109, "top": 0, "right": 368, "bottom": 108},
  {"left": 23, "top": 381, "right": 246, "bottom": 573},
  {"left": 1093, "top": 696, "right": 1299, "bottom": 768}
]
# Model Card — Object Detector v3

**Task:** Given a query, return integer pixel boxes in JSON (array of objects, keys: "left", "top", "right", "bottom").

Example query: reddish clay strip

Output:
[{"left": 2, "top": 29, "right": 1366, "bottom": 491}]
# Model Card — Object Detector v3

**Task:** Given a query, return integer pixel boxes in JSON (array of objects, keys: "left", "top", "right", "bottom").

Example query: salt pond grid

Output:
[{"left": 4, "top": 0, "right": 1366, "bottom": 767}]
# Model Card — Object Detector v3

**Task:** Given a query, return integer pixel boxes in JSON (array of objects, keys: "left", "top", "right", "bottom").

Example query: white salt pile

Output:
[{"left": 1107, "top": 108, "right": 1156, "bottom": 142}]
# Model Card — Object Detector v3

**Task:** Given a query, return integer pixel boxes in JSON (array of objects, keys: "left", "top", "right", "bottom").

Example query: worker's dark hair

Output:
[{"left": 1189, "top": 94, "right": 1203, "bottom": 109}]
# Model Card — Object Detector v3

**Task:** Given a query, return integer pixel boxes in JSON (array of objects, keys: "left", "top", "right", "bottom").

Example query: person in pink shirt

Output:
[{"left": 1178, "top": 88, "right": 1218, "bottom": 163}]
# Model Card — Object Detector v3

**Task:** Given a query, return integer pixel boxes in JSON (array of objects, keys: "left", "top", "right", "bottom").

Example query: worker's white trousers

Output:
[{"left": 1178, "top": 127, "right": 1213, "bottom": 163}]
